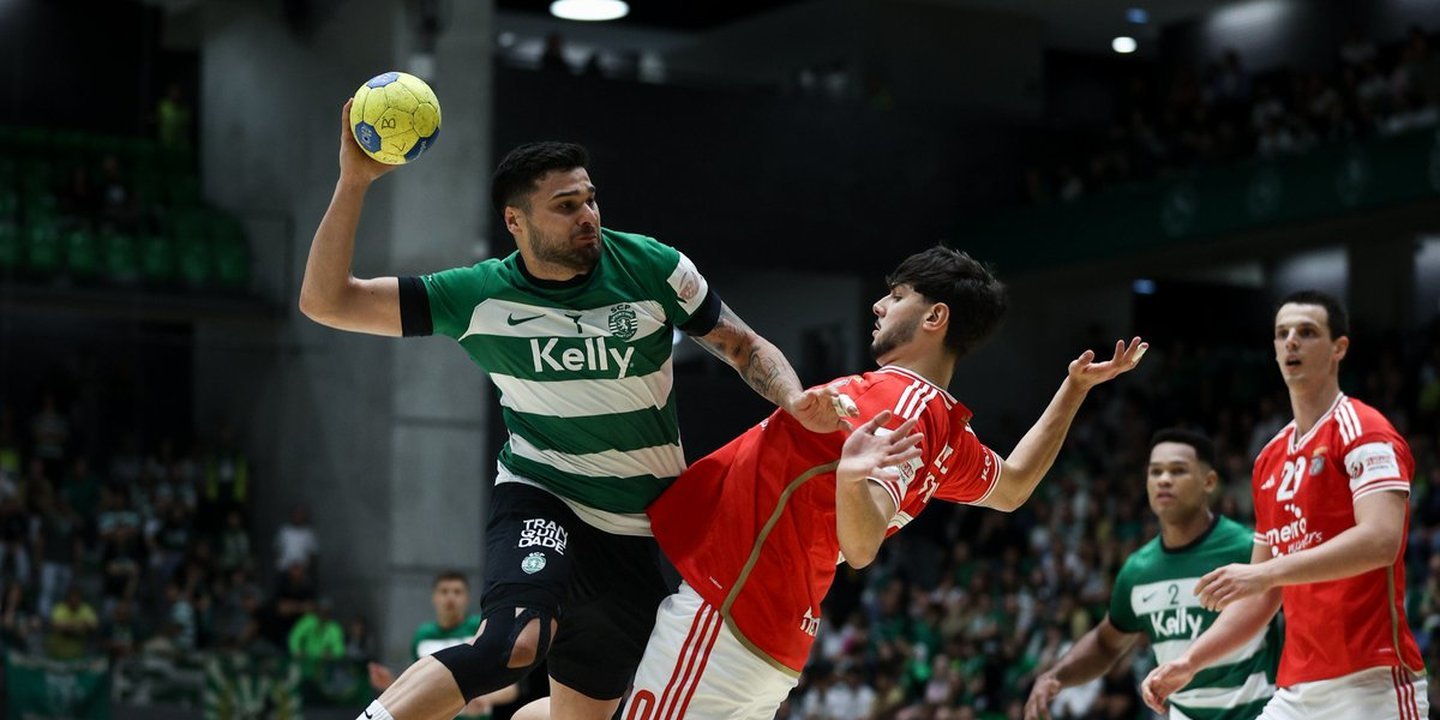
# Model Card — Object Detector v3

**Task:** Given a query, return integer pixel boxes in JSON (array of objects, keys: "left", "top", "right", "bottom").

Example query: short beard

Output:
[
  {"left": 870, "top": 314, "right": 920, "bottom": 362},
  {"left": 527, "top": 222, "right": 600, "bottom": 274}
]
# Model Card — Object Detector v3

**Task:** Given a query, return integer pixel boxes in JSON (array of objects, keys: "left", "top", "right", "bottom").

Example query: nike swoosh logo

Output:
[
  {"left": 507, "top": 313, "right": 544, "bottom": 325},
  {"left": 364, "top": 712, "right": 374, "bottom": 719},
  {"left": 1142, "top": 591, "right": 1158, "bottom": 602}
]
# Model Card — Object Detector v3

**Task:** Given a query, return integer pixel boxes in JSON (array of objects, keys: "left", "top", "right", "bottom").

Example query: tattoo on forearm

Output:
[
  {"left": 742, "top": 345, "right": 790, "bottom": 406},
  {"left": 695, "top": 306, "right": 800, "bottom": 407}
]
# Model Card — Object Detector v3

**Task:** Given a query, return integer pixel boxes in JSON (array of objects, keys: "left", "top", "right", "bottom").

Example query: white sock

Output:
[{"left": 358, "top": 700, "right": 395, "bottom": 720}]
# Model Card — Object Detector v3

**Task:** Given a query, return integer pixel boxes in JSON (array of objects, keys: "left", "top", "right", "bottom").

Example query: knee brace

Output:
[{"left": 433, "top": 606, "right": 554, "bottom": 702}]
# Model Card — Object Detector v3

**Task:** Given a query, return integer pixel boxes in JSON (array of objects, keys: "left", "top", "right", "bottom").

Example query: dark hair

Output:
[
  {"left": 1277, "top": 290, "right": 1349, "bottom": 339},
  {"left": 886, "top": 246, "right": 1007, "bottom": 358},
  {"left": 1149, "top": 428, "right": 1215, "bottom": 467},
  {"left": 432, "top": 571, "right": 469, "bottom": 589},
  {"left": 491, "top": 141, "right": 590, "bottom": 216}
]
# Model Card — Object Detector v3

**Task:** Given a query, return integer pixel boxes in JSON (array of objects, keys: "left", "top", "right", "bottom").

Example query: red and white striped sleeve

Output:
[{"left": 1336, "top": 400, "right": 1410, "bottom": 502}]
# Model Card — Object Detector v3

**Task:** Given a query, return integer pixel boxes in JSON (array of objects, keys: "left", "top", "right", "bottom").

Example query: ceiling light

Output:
[
  {"left": 549, "top": 0, "right": 629, "bottom": 22},
  {"left": 1112, "top": 36, "right": 1138, "bottom": 54}
]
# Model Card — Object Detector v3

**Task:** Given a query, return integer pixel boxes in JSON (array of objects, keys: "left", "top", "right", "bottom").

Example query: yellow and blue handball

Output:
[{"left": 349, "top": 71, "right": 442, "bottom": 165}]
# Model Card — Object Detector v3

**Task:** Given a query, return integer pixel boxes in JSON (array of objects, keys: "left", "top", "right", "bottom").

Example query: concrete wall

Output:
[{"left": 194, "top": 0, "right": 493, "bottom": 666}]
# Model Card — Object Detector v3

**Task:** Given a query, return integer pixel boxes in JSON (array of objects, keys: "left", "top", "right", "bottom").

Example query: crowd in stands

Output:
[
  {"left": 0, "top": 391, "right": 373, "bottom": 701},
  {"left": 1026, "top": 24, "right": 1440, "bottom": 204},
  {"left": 782, "top": 321, "right": 1440, "bottom": 720},
  {"left": 0, "top": 96, "right": 248, "bottom": 292}
]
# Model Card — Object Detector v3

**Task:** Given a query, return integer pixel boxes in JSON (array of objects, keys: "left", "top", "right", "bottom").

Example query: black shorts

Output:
[{"left": 481, "top": 482, "right": 674, "bottom": 700}]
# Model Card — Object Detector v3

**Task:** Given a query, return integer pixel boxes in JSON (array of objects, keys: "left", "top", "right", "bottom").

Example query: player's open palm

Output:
[
  {"left": 1068, "top": 337, "right": 1148, "bottom": 390},
  {"left": 1023, "top": 673, "right": 1061, "bottom": 719},
  {"left": 838, "top": 411, "right": 922, "bottom": 482},
  {"left": 338, "top": 99, "right": 397, "bottom": 185},
  {"left": 1141, "top": 659, "right": 1196, "bottom": 714}
]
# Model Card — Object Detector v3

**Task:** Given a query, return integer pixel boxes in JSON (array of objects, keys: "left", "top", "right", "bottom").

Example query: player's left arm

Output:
[
  {"left": 834, "top": 411, "right": 923, "bottom": 568},
  {"left": 983, "top": 338, "right": 1147, "bottom": 511},
  {"left": 691, "top": 302, "right": 850, "bottom": 433},
  {"left": 1195, "top": 489, "right": 1406, "bottom": 609}
]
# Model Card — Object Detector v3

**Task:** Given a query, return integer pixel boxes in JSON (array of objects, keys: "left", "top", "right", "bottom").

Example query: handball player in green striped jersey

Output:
[{"left": 301, "top": 102, "right": 849, "bottom": 720}]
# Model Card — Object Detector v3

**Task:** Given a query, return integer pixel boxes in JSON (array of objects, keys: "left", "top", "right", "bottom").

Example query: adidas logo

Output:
[{"left": 1260, "top": 475, "right": 1277, "bottom": 490}]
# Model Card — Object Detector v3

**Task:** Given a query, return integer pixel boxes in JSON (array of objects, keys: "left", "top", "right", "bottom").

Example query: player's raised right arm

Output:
[{"left": 299, "top": 100, "right": 403, "bottom": 336}]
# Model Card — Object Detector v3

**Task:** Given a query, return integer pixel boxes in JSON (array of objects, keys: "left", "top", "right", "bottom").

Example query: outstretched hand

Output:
[
  {"left": 837, "top": 411, "right": 923, "bottom": 483},
  {"left": 338, "top": 98, "right": 398, "bottom": 186},
  {"left": 1068, "top": 336, "right": 1148, "bottom": 391}
]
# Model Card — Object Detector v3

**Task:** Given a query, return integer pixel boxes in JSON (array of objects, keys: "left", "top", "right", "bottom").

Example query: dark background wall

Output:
[
  {"left": 0, "top": 0, "right": 196, "bottom": 132},
  {"left": 491, "top": 67, "right": 1032, "bottom": 275}
]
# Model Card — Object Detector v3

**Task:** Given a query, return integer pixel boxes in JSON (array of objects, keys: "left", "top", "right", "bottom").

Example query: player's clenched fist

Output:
[{"left": 1141, "top": 658, "right": 1198, "bottom": 713}]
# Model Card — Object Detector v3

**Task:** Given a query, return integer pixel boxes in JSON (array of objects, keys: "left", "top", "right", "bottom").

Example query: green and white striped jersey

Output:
[
  {"left": 409, "top": 228, "right": 717, "bottom": 534},
  {"left": 1110, "top": 515, "right": 1282, "bottom": 720}
]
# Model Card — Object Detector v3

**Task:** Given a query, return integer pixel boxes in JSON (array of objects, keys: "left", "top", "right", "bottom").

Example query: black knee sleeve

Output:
[{"left": 432, "top": 606, "right": 554, "bottom": 702}]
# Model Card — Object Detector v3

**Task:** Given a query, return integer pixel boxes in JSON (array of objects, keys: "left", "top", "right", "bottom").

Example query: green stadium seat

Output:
[
  {"left": 0, "top": 223, "right": 19, "bottom": 273},
  {"left": 206, "top": 213, "right": 249, "bottom": 289},
  {"left": 101, "top": 231, "right": 140, "bottom": 285},
  {"left": 24, "top": 221, "right": 63, "bottom": 277},
  {"left": 176, "top": 236, "right": 213, "bottom": 288},
  {"left": 64, "top": 228, "right": 100, "bottom": 280},
  {"left": 214, "top": 237, "right": 249, "bottom": 289},
  {"left": 139, "top": 233, "right": 176, "bottom": 285}
]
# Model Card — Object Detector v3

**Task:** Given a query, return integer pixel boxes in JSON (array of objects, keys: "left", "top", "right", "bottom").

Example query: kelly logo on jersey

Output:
[
  {"left": 530, "top": 337, "right": 635, "bottom": 378},
  {"left": 1149, "top": 606, "right": 1205, "bottom": 640}
]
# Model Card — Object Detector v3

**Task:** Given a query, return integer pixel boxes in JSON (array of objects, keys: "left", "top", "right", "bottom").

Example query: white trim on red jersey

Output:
[
  {"left": 875, "top": 365, "right": 957, "bottom": 406},
  {"left": 1287, "top": 392, "right": 1347, "bottom": 456},
  {"left": 1336, "top": 399, "right": 1364, "bottom": 445},
  {"left": 964, "top": 446, "right": 1004, "bottom": 508}
]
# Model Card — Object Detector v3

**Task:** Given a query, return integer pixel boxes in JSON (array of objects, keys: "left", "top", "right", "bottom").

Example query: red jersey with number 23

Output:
[
  {"left": 648, "top": 366, "right": 1003, "bottom": 672},
  {"left": 1251, "top": 393, "right": 1424, "bottom": 687}
]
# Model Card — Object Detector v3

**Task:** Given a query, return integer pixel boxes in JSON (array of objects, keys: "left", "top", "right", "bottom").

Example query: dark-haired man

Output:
[
  {"left": 596, "top": 247, "right": 1143, "bottom": 719},
  {"left": 1024, "top": 429, "right": 1280, "bottom": 720},
  {"left": 301, "top": 103, "right": 848, "bottom": 720},
  {"left": 369, "top": 573, "right": 518, "bottom": 719},
  {"left": 1143, "top": 290, "right": 1427, "bottom": 720}
]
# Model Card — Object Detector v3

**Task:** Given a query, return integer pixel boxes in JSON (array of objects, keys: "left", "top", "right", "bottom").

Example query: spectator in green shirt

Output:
[{"left": 288, "top": 597, "right": 344, "bottom": 676}]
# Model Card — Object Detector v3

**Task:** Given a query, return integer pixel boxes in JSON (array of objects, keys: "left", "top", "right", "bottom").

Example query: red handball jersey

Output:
[
  {"left": 648, "top": 366, "right": 1002, "bottom": 672},
  {"left": 1251, "top": 393, "right": 1424, "bottom": 687}
]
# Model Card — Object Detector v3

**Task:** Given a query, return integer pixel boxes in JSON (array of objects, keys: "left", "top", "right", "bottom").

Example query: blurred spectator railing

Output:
[
  {"left": 6, "top": 649, "right": 374, "bottom": 719},
  {"left": 5, "top": 652, "right": 110, "bottom": 719},
  {"left": 967, "top": 125, "right": 1440, "bottom": 275}
]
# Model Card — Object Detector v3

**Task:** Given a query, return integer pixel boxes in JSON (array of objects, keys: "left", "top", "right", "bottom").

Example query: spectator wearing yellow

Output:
[{"left": 45, "top": 587, "right": 98, "bottom": 660}]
